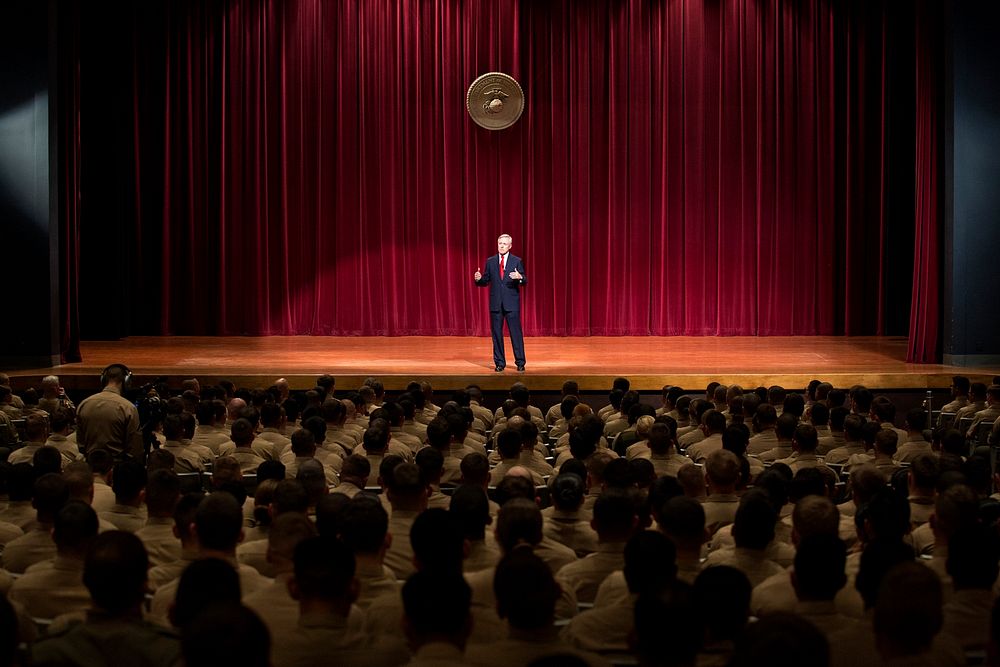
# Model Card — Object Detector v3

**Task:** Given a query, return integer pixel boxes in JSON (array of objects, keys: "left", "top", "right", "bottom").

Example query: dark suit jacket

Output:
[{"left": 476, "top": 253, "right": 526, "bottom": 312}]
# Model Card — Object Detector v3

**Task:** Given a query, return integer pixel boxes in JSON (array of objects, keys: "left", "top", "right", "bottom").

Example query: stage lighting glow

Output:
[{"left": 0, "top": 92, "right": 49, "bottom": 228}]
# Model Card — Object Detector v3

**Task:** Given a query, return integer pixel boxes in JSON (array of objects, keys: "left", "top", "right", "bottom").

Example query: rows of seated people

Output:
[{"left": 0, "top": 371, "right": 997, "bottom": 666}]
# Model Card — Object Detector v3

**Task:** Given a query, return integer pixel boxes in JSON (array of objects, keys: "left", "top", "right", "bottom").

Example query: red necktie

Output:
[{"left": 499, "top": 255, "right": 505, "bottom": 279}]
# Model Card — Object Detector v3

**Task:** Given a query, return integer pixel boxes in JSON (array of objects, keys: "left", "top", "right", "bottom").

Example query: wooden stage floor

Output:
[{"left": 8, "top": 336, "right": 999, "bottom": 392}]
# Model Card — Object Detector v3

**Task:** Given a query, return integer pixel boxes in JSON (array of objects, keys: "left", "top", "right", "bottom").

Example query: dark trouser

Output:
[{"left": 491, "top": 308, "right": 525, "bottom": 368}]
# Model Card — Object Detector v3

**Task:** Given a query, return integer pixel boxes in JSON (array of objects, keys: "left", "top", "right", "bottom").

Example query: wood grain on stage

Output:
[{"left": 7, "top": 336, "right": 998, "bottom": 392}]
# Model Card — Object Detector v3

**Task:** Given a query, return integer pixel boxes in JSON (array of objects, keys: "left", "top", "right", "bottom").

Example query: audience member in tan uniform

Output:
[
  {"left": 451, "top": 485, "right": 501, "bottom": 573},
  {"left": 382, "top": 462, "right": 428, "bottom": 579},
  {"left": 415, "top": 448, "right": 450, "bottom": 510},
  {"left": 788, "top": 533, "right": 864, "bottom": 642},
  {"left": 192, "top": 400, "right": 234, "bottom": 455},
  {"left": 922, "top": 484, "right": 980, "bottom": 596},
  {"left": 273, "top": 536, "right": 408, "bottom": 667},
  {"left": 701, "top": 450, "right": 741, "bottom": 535},
  {"left": 98, "top": 460, "right": 147, "bottom": 532},
  {"left": 747, "top": 404, "right": 779, "bottom": 455},
  {"left": 692, "top": 565, "right": 751, "bottom": 666},
  {"left": 7, "top": 414, "right": 51, "bottom": 465},
  {"left": 825, "top": 413, "right": 867, "bottom": 465},
  {"left": 147, "top": 493, "right": 202, "bottom": 591},
  {"left": 338, "top": 493, "right": 399, "bottom": 610},
  {"left": 940, "top": 525, "right": 997, "bottom": 652},
  {"left": 150, "top": 492, "right": 272, "bottom": 624},
  {"left": 42, "top": 409, "right": 83, "bottom": 465},
  {"left": 893, "top": 408, "right": 934, "bottom": 463},
  {"left": 282, "top": 427, "right": 339, "bottom": 486},
  {"left": 563, "top": 530, "right": 677, "bottom": 653},
  {"left": 243, "top": 512, "right": 318, "bottom": 638},
  {"left": 29, "top": 531, "right": 181, "bottom": 667},
  {"left": 402, "top": 570, "right": 472, "bottom": 667},
  {"left": 9, "top": 500, "right": 97, "bottom": 621},
  {"left": 331, "top": 455, "right": 370, "bottom": 499},
  {"left": 238, "top": 479, "right": 310, "bottom": 577},
  {"left": 702, "top": 490, "right": 785, "bottom": 587},
  {"left": 490, "top": 429, "right": 543, "bottom": 486},
  {"left": 555, "top": 488, "right": 636, "bottom": 604},
  {"left": 685, "top": 410, "right": 727, "bottom": 463},
  {"left": 424, "top": 416, "right": 474, "bottom": 486},
  {"left": 465, "top": 549, "right": 609, "bottom": 667},
  {"left": 756, "top": 412, "right": 797, "bottom": 463},
  {"left": 254, "top": 402, "right": 290, "bottom": 459},
  {"left": 134, "top": 469, "right": 182, "bottom": 567},
  {"left": 74, "top": 364, "right": 144, "bottom": 459},
  {"left": 2, "top": 473, "right": 67, "bottom": 573},
  {"left": 158, "top": 414, "right": 204, "bottom": 473},
  {"left": 542, "top": 472, "right": 599, "bottom": 557},
  {"left": 225, "top": 417, "right": 265, "bottom": 474}
]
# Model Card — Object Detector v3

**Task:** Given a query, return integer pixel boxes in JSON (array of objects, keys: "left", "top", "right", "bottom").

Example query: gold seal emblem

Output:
[{"left": 467, "top": 72, "right": 524, "bottom": 131}]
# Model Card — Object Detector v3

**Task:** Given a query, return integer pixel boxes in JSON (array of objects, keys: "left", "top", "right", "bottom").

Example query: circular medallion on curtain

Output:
[{"left": 467, "top": 72, "right": 524, "bottom": 130}]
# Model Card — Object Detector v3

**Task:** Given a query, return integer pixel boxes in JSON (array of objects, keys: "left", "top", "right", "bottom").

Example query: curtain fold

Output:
[
  {"left": 907, "top": 0, "right": 943, "bottom": 363},
  {"left": 61, "top": 0, "right": 941, "bottom": 347}
]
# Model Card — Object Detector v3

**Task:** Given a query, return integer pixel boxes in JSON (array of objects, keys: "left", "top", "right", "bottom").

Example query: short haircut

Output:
[
  {"left": 145, "top": 469, "right": 181, "bottom": 515},
  {"left": 693, "top": 566, "right": 751, "bottom": 641},
  {"left": 34, "top": 472, "right": 70, "bottom": 517},
  {"left": 340, "top": 454, "right": 371, "bottom": 481},
  {"left": 83, "top": 531, "right": 149, "bottom": 615},
  {"left": 460, "top": 453, "right": 490, "bottom": 486},
  {"left": 810, "top": 403, "right": 829, "bottom": 426},
  {"left": 496, "top": 498, "right": 543, "bottom": 551},
  {"left": 53, "top": 500, "right": 99, "bottom": 552},
  {"left": 494, "top": 549, "right": 558, "bottom": 629},
  {"left": 257, "top": 460, "right": 286, "bottom": 483},
  {"left": 775, "top": 413, "right": 799, "bottom": 440},
  {"left": 403, "top": 571, "right": 471, "bottom": 638},
  {"left": 873, "top": 562, "right": 942, "bottom": 654},
  {"left": 340, "top": 493, "right": 389, "bottom": 553},
  {"left": 732, "top": 490, "right": 776, "bottom": 551},
  {"left": 195, "top": 493, "right": 244, "bottom": 551},
  {"left": 794, "top": 534, "right": 847, "bottom": 600},
  {"left": 273, "top": 479, "right": 310, "bottom": 515},
  {"left": 172, "top": 559, "right": 241, "bottom": 629},
  {"left": 290, "top": 429, "right": 316, "bottom": 456},
  {"left": 415, "top": 447, "right": 444, "bottom": 484},
  {"left": 314, "top": 493, "right": 350, "bottom": 538},
  {"left": 33, "top": 446, "right": 63, "bottom": 475},
  {"left": 496, "top": 429, "right": 522, "bottom": 459},
  {"left": 908, "top": 453, "right": 939, "bottom": 490},
  {"left": 426, "top": 417, "right": 451, "bottom": 450},
  {"left": 410, "top": 508, "right": 464, "bottom": 575},
  {"left": 705, "top": 449, "right": 741, "bottom": 488},
  {"left": 793, "top": 424, "right": 819, "bottom": 452},
  {"left": 267, "top": 512, "right": 317, "bottom": 561},
  {"left": 623, "top": 530, "right": 676, "bottom": 594},
  {"left": 874, "top": 429, "right": 898, "bottom": 456},
  {"left": 634, "top": 582, "right": 700, "bottom": 665},
  {"left": 593, "top": 488, "right": 637, "bottom": 537},
  {"left": 728, "top": 612, "right": 829, "bottom": 667},
  {"left": 702, "top": 410, "right": 726, "bottom": 433},
  {"left": 792, "top": 495, "right": 839, "bottom": 540},
  {"left": 449, "top": 485, "right": 491, "bottom": 540},
  {"left": 294, "top": 536, "right": 356, "bottom": 600},
  {"left": 386, "top": 462, "right": 425, "bottom": 501}
]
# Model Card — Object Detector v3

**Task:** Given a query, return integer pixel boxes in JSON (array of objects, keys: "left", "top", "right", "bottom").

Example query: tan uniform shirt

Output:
[
  {"left": 135, "top": 517, "right": 182, "bottom": 568},
  {"left": 383, "top": 509, "right": 420, "bottom": 579},
  {"left": 702, "top": 493, "right": 740, "bottom": 536},
  {"left": 9, "top": 555, "right": 90, "bottom": 620},
  {"left": 75, "top": 387, "right": 144, "bottom": 458},
  {"left": 464, "top": 628, "right": 611, "bottom": 667},
  {"left": 98, "top": 504, "right": 146, "bottom": 533},
  {"left": 2, "top": 523, "right": 56, "bottom": 574},
  {"left": 686, "top": 433, "right": 724, "bottom": 463},
  {"left": 747, "top": 429, "right": 779, "bottom": 455},
  {"left": 703, "top": 546, "right": 785, "bottom": 587},
  {"left": 561, "top": 593, "right": 634, "bottom": 652},
  {"left": 43, "top": 433, "right": 83, "bottom": 464},
  {"left": 554, "top": 541, "right": 626, "bottom": 604},
  {"left": 895, "top": 435, "right": 935, "bottom": 463},
  {"left": 150, "top": 559, "right": 271, "bottom": 625},
  {"left": 542, "top": 508, "right": 599, "bottom": 556},
  {"left": 273, "top": 611, "right": 408, "bottom": 667},
  {"left": 30, "top": 612, "right": 181, "bottom": 667}
]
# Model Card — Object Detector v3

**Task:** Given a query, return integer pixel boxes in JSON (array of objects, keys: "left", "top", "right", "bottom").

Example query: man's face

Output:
[{"left": 497, "top": 237, "right": 512, "bottom": 255}]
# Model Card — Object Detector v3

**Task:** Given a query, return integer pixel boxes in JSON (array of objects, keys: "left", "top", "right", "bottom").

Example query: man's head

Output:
[
  {"left": 340, "top": 493, "right": 390, "bottom": 556},
  {"left": 53, "top": 500, "right": 99, "bottom": 558},
  {"left": 497, "top": 234, "right": 512, "bottom": 255},
  {"left": 403, "top": 571, "right": 472, "bottom": 651},
  {"left": 705, "top": 450, "right": 741, "bottom": 494},
  {"left": 83, "top": 531, "right": 149, "bottom": 616},
  {"left": 193, "top": 492, "right": 244, "bottom": 554},
  {"left": 792, "top": 534, "right": 847, "bottom": 602},
  {"left": 494, "top": 550, "right": 558, "bottom": 630}
]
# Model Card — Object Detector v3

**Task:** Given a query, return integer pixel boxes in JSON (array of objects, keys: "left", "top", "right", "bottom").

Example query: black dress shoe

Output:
[
  {"left": 516, "top": 364, "right": 525, "bottom": 372},
  {"left": 495, "top": 366, "right": 504, "bottom": 372}
]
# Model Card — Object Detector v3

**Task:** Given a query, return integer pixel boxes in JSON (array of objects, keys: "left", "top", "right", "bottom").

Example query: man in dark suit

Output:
[{"left": 474, "top": 233, "right": 526, "bottom": 372}]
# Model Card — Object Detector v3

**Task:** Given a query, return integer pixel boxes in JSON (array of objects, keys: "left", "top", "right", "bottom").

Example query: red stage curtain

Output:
[
  {"left": 62, "top": 0, "right": 940, "bottom": 345},
  {"left": 907, "top": 0, "right": 943, "bottom": 363}
]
